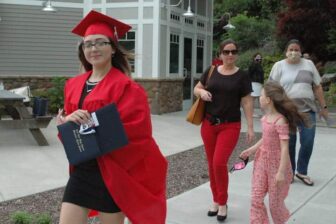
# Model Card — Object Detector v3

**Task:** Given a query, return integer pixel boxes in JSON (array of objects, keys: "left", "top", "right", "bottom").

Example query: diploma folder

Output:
[{"left": 57, "top": 104, "right": 128, "bottom": 165}]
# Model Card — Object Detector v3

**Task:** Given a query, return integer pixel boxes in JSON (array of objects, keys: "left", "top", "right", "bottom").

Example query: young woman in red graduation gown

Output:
[{"left": 56, "top": 10, "right": 167, "bottom": 224}]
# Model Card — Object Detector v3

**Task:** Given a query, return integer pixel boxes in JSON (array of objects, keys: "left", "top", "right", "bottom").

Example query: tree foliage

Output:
[
  {"left": 327, "top": 28, "right": 336, "bottom": 54},
  {"left": 214, "top": 0, "right": 283, "bottom": 19},
  {"left": 228, "top": 14, "right": 274, "bottom": 52},
  {"left": 213, "top": 0, "right": 251, "bottom": 40},
  {"left": 277, "top": 0, "right": 336, "bottom": 63},
  {"left": 213, "top": 0, "right": 281, "bottom": 51},
  {"left": 245, "top": 0, "right": 284, "bottom": 19}
]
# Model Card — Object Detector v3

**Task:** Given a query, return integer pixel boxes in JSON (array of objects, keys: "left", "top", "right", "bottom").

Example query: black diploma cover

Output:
[{"left": 57, "top": 104, "right": 128, "bottom": 165}]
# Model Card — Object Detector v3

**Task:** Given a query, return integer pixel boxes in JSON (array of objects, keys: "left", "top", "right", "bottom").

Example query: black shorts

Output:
[{"left": 62, "top": 159, "right": 121, "bottom": 213}]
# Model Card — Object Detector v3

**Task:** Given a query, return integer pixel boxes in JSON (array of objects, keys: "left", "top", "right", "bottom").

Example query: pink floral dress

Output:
[{"left": 250, "top": 115, "right": 293, "bottom": 224}]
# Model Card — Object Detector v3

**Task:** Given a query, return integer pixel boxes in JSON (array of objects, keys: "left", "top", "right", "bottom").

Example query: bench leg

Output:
[{"left": 29, "top": 129, "right": 49, "bottom": 146}]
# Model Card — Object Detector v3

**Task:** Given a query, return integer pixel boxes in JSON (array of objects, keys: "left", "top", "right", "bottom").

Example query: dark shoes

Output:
[
  {"left": 216, "top": 205, "right": 228, "bottom": 222},
  {"left": 208, "top": 205, "right": 227, "bottom": 222},
  {"left": 207, "top": 210, "right": 218, "bottom": 217}
]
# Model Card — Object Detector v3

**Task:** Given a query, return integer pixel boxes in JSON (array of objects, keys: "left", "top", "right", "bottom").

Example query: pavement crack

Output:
[{"left": 290, "top": 172, "right": 336, "bottom": 216}]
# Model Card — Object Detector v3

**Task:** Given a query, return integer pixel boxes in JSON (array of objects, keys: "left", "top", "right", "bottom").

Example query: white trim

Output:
[
  {"left": 133, "top": 29, "right": 138, "bottom": 77},
  {"left": 83, "top": 0, "right": 92, "bottom": 15},
  {"left": 209, "top": 0, "right": 214, "bottom": 64},
  {"left": 161, "top": 20, "right": 212, "bottom": 36},
  {"left": 124, "top": 19, "right": 154, "bottom": 24},
  {"left": 101, "top": 0, "right": 106, "bottom": 14},
  {"left": 152, "top": 0, "right": 159, "bottom": 78},
  {"left": 102, "top": 2, "right": 154, "bottom": 7},
  {"left": 136, "top": 0, "right": 143, "bottom": 78},
  {"left": 165, "top": 5, "right": 171, "bottom": 77}
]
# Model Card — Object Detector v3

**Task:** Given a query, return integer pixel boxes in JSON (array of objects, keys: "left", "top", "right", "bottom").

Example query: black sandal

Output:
[{"left": 295, "top": 173, "right": 314, "bottom": 186}]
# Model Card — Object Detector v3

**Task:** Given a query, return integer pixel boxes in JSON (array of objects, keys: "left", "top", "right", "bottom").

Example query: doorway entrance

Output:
[{"left": 183, "top": 37, "right": 192, "bottom": 110}]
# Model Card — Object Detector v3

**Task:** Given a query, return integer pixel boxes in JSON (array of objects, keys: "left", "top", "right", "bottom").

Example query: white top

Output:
[{"left": 269, "top": 58, "right": 321, "bottom": 112}]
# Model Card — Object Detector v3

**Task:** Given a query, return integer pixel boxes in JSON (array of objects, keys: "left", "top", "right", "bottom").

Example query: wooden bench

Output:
[{"left": 0, "top": 90, "right": 52, "bottom": 146}]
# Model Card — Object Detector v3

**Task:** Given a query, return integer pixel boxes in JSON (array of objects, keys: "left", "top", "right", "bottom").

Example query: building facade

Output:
[{"left": 0, "top": 0, "right": 214, "bottom": 114}]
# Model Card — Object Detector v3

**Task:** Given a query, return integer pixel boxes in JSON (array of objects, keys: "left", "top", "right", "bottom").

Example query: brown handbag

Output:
[{"left": 186, "top": 65, "right": 215, "bottom": 125}]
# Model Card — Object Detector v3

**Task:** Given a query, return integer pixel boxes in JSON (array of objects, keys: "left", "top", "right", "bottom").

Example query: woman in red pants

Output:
[{"left": 194, "top": 39, "right": 254, "bottom": 222}]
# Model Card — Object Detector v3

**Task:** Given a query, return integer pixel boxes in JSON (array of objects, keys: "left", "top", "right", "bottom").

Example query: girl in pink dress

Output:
[{"left": 240, "top": 81, "right": 307, "bottom": 224}]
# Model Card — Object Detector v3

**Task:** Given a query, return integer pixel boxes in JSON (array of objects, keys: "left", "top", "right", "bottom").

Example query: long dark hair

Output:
[
  {"left": 263, "top": 81, "right": 308, "bottom": 133},
  {"left": 78, "top": 38, "right": 133, "bottom": 76}
]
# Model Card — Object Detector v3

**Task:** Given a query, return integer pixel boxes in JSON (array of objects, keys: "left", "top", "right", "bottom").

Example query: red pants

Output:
[{"left": 201, "top": 119, "right": 241, "bottom": 205}]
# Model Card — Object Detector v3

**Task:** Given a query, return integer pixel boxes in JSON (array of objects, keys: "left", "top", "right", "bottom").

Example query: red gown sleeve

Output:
[{"left": 98, "top": 81, "right": 167, "bottom": 224}]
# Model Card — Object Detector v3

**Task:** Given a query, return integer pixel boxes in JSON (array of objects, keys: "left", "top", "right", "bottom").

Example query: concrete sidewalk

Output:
[
  {"left": 166, "top": 113, "right": 336, "bottom": 224},
  {"left": 0, "top": 110, "right": 203, "bottom": 202},
  {"left": 1, "top": 110, "right": 335, "bottom": 224}
]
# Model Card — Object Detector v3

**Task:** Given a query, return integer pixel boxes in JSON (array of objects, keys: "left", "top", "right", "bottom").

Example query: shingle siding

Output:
[{"left": 0, "top": 4, "right": 82, "bottom": 76}]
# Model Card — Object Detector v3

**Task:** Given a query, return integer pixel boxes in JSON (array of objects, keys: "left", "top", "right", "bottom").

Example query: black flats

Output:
[
  {"left": 207, "top": 209, "right": 218, "bottom": 217},
  {"left": 216, "top": 205, "right": 228, "bottom": 222},
  {"left": 207, "top": 205, "right": 228, "bottom": 222}
]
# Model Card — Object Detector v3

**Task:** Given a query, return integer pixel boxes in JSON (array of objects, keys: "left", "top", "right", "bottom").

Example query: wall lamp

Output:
[
  {"left": 164, "top": 0, "right": 194, "bottom": 17},
  {"left": 42, "top": 0, "right": 57, "bottom": 12},
  {"left": 223, "top": 12, "right": 235, "bottom": 30}
]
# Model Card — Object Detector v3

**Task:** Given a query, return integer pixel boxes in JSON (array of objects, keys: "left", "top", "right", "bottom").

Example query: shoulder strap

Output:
[
  {"left": 273, "top": 115, "right": 284, "bottom": 124},
  {"left": 205, "top": 65, "right": 215, "bottom": 88}
]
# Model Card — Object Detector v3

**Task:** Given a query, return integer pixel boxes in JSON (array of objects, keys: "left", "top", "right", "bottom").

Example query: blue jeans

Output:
[{"left": 289, "top": 111, "right": 316, "bottom": 175}]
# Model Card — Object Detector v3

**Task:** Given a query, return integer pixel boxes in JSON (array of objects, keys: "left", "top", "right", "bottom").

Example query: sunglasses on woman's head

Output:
[
  {"left": 222, "top": 49, "right": 238, "bottom": 55},
  {"left": 229, "top": 157, "right": 249, "bottom": 173}
]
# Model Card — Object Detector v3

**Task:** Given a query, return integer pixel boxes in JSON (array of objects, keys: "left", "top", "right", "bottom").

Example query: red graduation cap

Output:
[{"left": 72, "top": 10, "right": 131, "bottom": 41}]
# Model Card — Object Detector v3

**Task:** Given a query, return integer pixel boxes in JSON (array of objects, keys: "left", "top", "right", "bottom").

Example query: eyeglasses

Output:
[
  {"left": 229, "top": 157, "right": 249, "bottom": 173},
  {"left": 222, "top": 50, "right": 238, "bottom": 55},
  {"left": 82, "top": 41, "right": 111, "bottom": 50}
]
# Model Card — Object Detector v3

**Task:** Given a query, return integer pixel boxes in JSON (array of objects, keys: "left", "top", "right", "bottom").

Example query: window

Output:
[
  {"left": 185, "top": 18, "right": 193, "bottom": 25},
  {"left": 197, "top": 21, "right": 205, "bottom": 29},
  {"left": 196, "top": 39, "right": 204, "bottom": 73},
  {"left": 170, "top": 34, "right": 180, "bottom": 73},
  {"left": 119, "top": 31, "right": 136, "bottom": 72},
  {"left": 170, "top": 13, "right": 180, "bottom": 22}
]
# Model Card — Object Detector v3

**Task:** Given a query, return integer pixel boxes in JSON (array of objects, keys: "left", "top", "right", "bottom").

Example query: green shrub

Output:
[
  {"left": 31, "top": 77, "right": 67, "bottom": 114},
  {"left": 35, "top": 213, "right": 52, "bottom": 224},
  {"left": 228, "top": 14, "right": 275, "bottom": 52},
  {"left": 262, "top": 54, "right": 284, "bottom": 80},
  {"left": 46, "top": 77, "right": 67, "bottom": 114},
  {"left": 325, "top": 83, "right": 336, "bottom": 106},
  {"left": 323, "top": 61, "right": 336, "bottom": 74},
  {"left": 10, "top": 211, "right": 33, "bottom": 224},
  {"left": 237, "top": 49, "right": 266, "bottom": 71},
  {"left": 237, "top": 48, "right": 283, "bottom": 82}
]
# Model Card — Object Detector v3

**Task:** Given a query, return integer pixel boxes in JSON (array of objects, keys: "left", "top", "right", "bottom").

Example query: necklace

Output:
[{"left": 86, "top": 80, "right": 99, "bottom": 93}]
